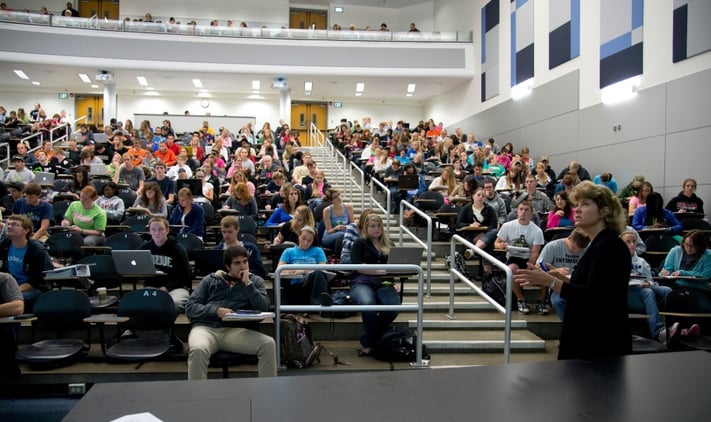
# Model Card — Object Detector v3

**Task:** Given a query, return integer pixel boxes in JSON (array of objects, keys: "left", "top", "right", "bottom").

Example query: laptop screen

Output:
[{"left": 176, "top": 179, "right": 203, "bottom": 197}]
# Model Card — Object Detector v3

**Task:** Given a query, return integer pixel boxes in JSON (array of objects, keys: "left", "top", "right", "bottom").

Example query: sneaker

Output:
[
  {"left": 517, "top": 300, "right": 530, "bottom": 315},
  {"left": 658, "top": 322, "right": 680, "bottom": 343},
  {"left": 683, "top": 324, "right": 701, "bottom": 338},
  {"left": 536, "top": 300, "right": 549, "bottom": 315},
  {"left": 464, "top": 248, "right": 475, "bottom": 259}
]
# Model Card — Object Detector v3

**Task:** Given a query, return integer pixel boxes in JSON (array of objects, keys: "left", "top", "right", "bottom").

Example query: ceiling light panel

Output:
[
  {"left": 136, "top": 76, "right": 148, "bottom": 86},
  {"left": 192, "top": 79, "right": 203, "bottom": 88},
  {"left": 407, "top": 83, "right": 416, "bottom": 93},
  {"left": 13, "top": 69, "right": 29, "bottom": 80},
  {"left": 252, "top": 80, "right": 260, "bottom": 90},
  {"left": 304, "top": 81, "right": 313, "bottom": 91},
  {"left": 356, "top": 82, "right": 365, "bottom": 92},
  {"left": 78, "top": 73, "right": 92, "bottom": 83}
]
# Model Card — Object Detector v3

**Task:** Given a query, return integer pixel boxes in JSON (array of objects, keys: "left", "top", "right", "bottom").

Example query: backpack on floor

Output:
[
  {"left": 280, "top": 314, "right": 322, "bottom": 368},
  {"left": 446, "top": 252, "right": 472, "bottom": 280},
  {"left": 482, "top": 273, "right": 514, "bottom": 307},
  {"left": 320, "top": 290, "right": 354, "bottom": 319},
  {"left": 372, "top": 327, "right": 430, "bottom": 363}
]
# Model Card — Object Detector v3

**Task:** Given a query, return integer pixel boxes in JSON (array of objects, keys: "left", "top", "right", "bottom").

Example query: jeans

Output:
[
  {"left": 350, "top": 282, "right": 401, "bottom": 348},
  {"left": 284, "top": 270, "right": 329, "bottom": 305},
  {"left": 630, "top": 285, "right": 672, "bottom": 338},
  {"left": 550, "top": 291, "right": 566, "bottom": 321},
  {"left": 322, "top": 231, "right": 344, "bottom": 257}
]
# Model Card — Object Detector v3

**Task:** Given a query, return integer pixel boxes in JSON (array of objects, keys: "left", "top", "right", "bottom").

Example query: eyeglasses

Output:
[{"left": 6, "top": 222, "right": 22, "bottom": 228}]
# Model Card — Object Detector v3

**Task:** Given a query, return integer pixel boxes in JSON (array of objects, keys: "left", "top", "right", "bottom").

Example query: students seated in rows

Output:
[
  {"left": 223, "top": 182, "right": 258, "bottom": 220},
  {"left": 556, "top": 161, "right": 591, "bottom": 183},
  {"left": 186, "top": 246, "right": 277, "bottom": 380},
  {"left": 0, "top": 214, "right": 52, "bottom": 311},
  {"left": 141, "top": 216, "right": 192, "bottom": 313},
  {"left": 349, "top": 214, "right": 400, "bottom": 357},
  {"left": 593, "top": 172, "right": 617, "bottom": 193},
  {"left": 169, "top": 188, "right": 205, "bottom": 239},
  {"left": 266, "top": 183, "right": 303, "bottom": 226},
  {"left": 547, "top": 192, "right": 576, "bottom": 229},
  {"left": 665, "top": 178, "right": 704, "bottom": 214},
  {"left": 456, "top": 187, "right": 498, "bottom": 274},
  {"left": 628, "top": 181, "right": 652, "bottom": 217},
  {"left": 494, "top": 201, "right": 545, "bottom": 315},
  {"left": 61, "top": 185, "right": 107, "bottom": 246},
  {"left": 12, "top": 183, "right": 51, "bottom": 242},
  {"left": 146, "top": 161, "right": 176, "bottom": 206},
  {"left": 214, "top": 216, "right": 266, "bottom": 278},
  {"left": 340, "top": 209, "right": 376, "bottom": 265},
  {"left": 512, "top": 175, "right": 553, "bottom": 216},
  {"left": 277, "top": 225, "right": 331, "bottom": 305},
  {"left": 116, "top": 152, "right": 146, "bottom": 194},
  {"left": 661, "top": 230, "right": 711, "bottom": 304},
  {"left": 537, "top": 228, "right": 590, "bottom": 320},
  {"left": 321, "top": 189, "right": 354, "bottom": 257},
  {"left": 4, "top": 155, "right": 34, "bottom": 185},
  {"left": 622, "top": 230, "right": 672, "bottom": 342},
  {"left": 428, "top": 166, "right": 457, "bottom": 200},
  {"left": 631, "top": 192, "right": 683, "bottom": 234},
  {"left": 95, "top": 181, "right": 125, "bottom": 225},
  {"left": 273, "top": 205, "right": 316, "bottom": 246},
  {"left": 132, "top": 181, "right": 168, "bottom": 217}
]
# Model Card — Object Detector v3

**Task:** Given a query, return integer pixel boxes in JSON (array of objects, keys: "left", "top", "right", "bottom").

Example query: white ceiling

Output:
[
  {"left": 298, "top": 0, "right": 431, "bottom": 9},
  {"left": 0, "top": 59, "right": 469, "bottom": 105}
]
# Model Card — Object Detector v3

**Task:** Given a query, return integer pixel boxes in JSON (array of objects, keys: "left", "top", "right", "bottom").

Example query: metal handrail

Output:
[
  {"left": 398, "top": 200, "right": 432, "bottom": 296},
  {"left": 273, "top": 263, "right": 427, "bottom": 368},
  {"left": 448, "top": 234, "right": 513, "bottom": 364},
  {"left": 347, "top": 159, "right": 366, "bottom": 211},
  {"left": 368, "top": 177, "right": 391, "bottom": 233}
]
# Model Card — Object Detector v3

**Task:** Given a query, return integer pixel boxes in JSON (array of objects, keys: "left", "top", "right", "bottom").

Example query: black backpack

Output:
[
  {"left": 446, "top": 252, "right": 472, "bottom": 280},
  {"left": 280, "top": 314, "right": 322, "bottom": 368},
  {"left": 372, "top": 327, "right": 430, "bottom": 363},
  {"left": 482, "top": 273, "right": 514, "bottom": 307}
]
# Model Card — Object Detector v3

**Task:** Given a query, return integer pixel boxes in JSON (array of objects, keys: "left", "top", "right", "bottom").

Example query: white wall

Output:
[
  {"left": 326, "top": 102, "right": 424, "bottom": 130},
  {"left": 434, "top": 0, "right": 477, "bottom": 34},
  {"left": 327, "top": 5, "right": 397, "bottom": 31},
  {"left": 395, "top": 3, "right": 434, "bottom": 33},
  {"left": 427, "top": 0, "right": 711, "bottom": 126},
  {"left": 120, "top": 0, "right": 289, "bottom": 26},
  {"left": 0, "top": 91, "right": 76, "bottom": 122}
]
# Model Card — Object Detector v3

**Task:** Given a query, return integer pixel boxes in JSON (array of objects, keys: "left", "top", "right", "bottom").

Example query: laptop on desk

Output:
[
  {"left": 89, "top": 163, "right": 108, "bottom": 177},
  {"left": 111, "top": 250, "right": 164, "bottom": 276},
  {"left": 387, "top": 246, "right": 424, "bottom": 274},
  {"left": 397, "top": 174, "right": 419, "bottom": 190},
  {"left": 34, "top": 172, "right": 55, "bottom": 186}
]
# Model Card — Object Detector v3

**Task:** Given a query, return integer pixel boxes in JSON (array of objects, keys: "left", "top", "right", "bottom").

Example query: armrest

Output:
[
  {"left": 84, "top": 314, "right": 130, "bottom": 324},
  {"left": 0, "top": 314, "right": 37, "bottom": 324}
]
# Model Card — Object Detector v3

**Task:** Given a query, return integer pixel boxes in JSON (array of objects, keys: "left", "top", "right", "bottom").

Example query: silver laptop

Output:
[
  {"left": 111, "top": 250, "right": 164, "bottom": 276},
  {"left": 89, "top": 163, "right": 108, "bottom": 176},
  {"left": 387, "top": 246, "right": 424, "bottom": 274},
  {"left": 34, "top": 172, "right": 55, "bottom": 185}
]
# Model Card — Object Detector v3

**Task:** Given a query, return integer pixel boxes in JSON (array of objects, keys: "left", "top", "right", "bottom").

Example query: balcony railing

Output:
[{"left": 0, "top": 11, "right": 473, "bottom": 43}]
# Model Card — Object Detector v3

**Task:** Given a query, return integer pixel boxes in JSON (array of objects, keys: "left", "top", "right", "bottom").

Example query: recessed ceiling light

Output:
[
  {"left": 192, "top": 79, "right": 203, "bottom": 88},
  {"left": 145, "top": 91, "right": 159, "bottom": 96},
  {"left": 252, "top": 80, "right": 260, "bottom": 90},
  {"left": 31, "top": 81, "right": 40, "bottom": 86},
  {"left": 406, "top": 93, "right": 413, "bottom": 97},
  {"left": 355, "top": 92, "right": 363, "bottom": 97},
  {"left": 136, "top": 76, "right": 148, "bottom": 86},
  {"left": 146, "top": 87, "right": 154, "bottom": 90},
  {"left": 304, "top": 81, "right": 313, "bottom": 91},
  {"left": 305, "top": 91, "right": 312, "bottom": 96},
  {"left": 248, "top": 94, "right": 264, "bottom": 99},
  {"left": 356, "top": 82, "right": 365, "bottom": 92},
  {"left": 334, "top": 6, "right": 344, "bottom": 13},
  {"left": 90, "top": 84, "right": 99, "bottom": 88},
  {"left": 407, "top": 83, "right": 416, "bottom": 93},
  {"left": 78, "top": 73, "right": 92, "bottom": 83},
  {"left": 13, "top": 70, "right": 29, "bottom": 80}
]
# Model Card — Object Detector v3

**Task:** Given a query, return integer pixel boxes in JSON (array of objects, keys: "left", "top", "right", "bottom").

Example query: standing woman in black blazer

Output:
[{"left": 515, "top": 181, "right": 631, "bottom": 360}]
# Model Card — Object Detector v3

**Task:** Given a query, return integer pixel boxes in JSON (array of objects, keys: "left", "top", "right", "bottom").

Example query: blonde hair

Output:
[
  {"left": 290, "top": 205, "right": 314, "bottom": 232},
  {"left": 571, "top": 181, "right": 626, "bottom": 234},
  {"left": 360, "top": 214, "right": 391, "bottom": 254}
]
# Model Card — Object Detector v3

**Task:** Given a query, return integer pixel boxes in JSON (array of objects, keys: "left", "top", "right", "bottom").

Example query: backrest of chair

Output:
[
  {"left": 46, "top": 231, "right": 85, "bottom": 261},
  {"left": 198, "top": 201, "right": 216, "bottom": 225},
  {"left": 417, "top": 190, "right": 445, "bottom": 211},
  {"left": 177, "top": 232, "right": 204, "bottom": 256},
  {"left": 645, "top": 235, "right": 679, "bottom": 253},
  {"left": 53, "top": 179, "right": 72, "bottom": 192},
  {"left": 238, "top": 232, "right": 259, "bottom": 245},
  {"left": 118, "top": 189, "right": 138, "bottom": 209},
  {"left": 33, "top": 290, "right": 91, "bottom": 330},
  {"left": 123, "top": 214, "right": 151, "bottom": 233},
  {"left": 51, "top": 200, "right": 71, "bottom": 225},
  {"left": 682, "top": 219, "right": 711, "bottom": 231},
  {"left": 106, "top": 232, "right": 145, "bottom": 250},
  {"left": 117, "top": 289, "right": 177, "bottom": 330},
  {"left": 237, "top": 215, "right": 257, "bottom": 236}
]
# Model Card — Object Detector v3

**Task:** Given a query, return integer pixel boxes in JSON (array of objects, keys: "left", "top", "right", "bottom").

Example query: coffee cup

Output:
[{"left": 97, "top": 287, "right": 107, "bottom": 304}]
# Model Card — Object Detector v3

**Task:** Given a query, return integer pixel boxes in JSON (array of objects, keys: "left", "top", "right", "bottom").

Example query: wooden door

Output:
[
  {"left": 79, "top": 0, "right": 100, "bottom": 18},
  {"left": 290, "top": 103, "right": 308, "bottom": 131},
  {"left": 102, "top": 0, "right": 120, "bottom": 20},
  {"left": 291, "top": 103, "right": 328, "bottom": 146},
  {"left": 289, "top": 10, "right": 327, "bottom": 30},
  {"left": 75, "top": 95, "right": 104, "bottom": 129}
]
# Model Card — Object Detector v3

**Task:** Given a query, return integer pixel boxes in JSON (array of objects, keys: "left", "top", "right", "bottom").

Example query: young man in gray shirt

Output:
[{"left": 537, "top": 228, "right": 590, "bottom": 319}]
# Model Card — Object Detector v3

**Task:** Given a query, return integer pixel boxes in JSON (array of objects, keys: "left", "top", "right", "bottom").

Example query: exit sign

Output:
[
  {"left": 58, "top": 92, "right": 69, "bottom": 99},
  {"left": 333, "top": 102, "right": 343, "bottom": 108}
]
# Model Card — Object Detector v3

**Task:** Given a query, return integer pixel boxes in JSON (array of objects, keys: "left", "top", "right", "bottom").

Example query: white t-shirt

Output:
[{"left": 497, "top": 219, "right": 544, "bottom": 259}]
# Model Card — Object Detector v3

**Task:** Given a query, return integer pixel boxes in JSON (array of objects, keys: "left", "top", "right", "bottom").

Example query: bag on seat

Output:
[{"left": 482, "top": 273, "right": 512, "bottom": 307}]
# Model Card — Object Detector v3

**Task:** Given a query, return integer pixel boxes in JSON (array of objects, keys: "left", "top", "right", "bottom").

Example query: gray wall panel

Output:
[
  {"left": 666, "top": 68, "right": 711, "bottom": 133},
  {"left": 578, "top": 85, "right": 666, "bottom": 150},
  {"left": 522, "top": 112, "right": 579, "bottom": 160},
  {"left": 664, "top": 126, "right": 711, "bottom": 186}
]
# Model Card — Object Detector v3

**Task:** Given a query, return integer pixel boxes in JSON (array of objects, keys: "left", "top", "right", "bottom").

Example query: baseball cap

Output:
[
  {"left": 633, "top": 174, "right": 645, "bottom": 182},
  {"left": 7, "top": 182, "right": 24, "bottom": 191},
  {"left": 299, "top": 225, "right": 316, "bottom": 235},
  {"left": 11, "top": 155, "right": 23, "bottom": 162},
  {"left": 87, "top": 140, "right": 95, "bottom": 145},
  {"left": 540, "top": 155, "right": 549, "bottom": 162}
]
